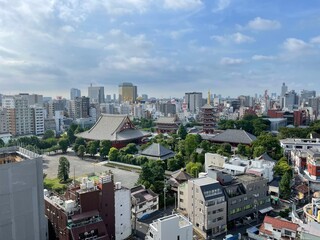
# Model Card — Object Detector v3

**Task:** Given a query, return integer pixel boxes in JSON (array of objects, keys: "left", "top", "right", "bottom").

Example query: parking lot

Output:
[{"left": 42, "top": 151, "right": 139, "bottom": 189}]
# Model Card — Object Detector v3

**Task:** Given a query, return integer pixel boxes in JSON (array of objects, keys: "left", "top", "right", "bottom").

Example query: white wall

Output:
[
  {"left": 115, "top": 188, "right": 132, "bottom": 240},
  {"left": 205, "top": 153, "right": 226, "bottom": 171}
]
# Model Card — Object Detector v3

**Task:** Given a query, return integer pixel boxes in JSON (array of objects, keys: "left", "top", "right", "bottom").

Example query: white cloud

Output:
[
  {"left": 247, "top": 17, "right": 281, "bottom": 30},
  {"left": 310, "top": 35, "right": 320, "bottom": 44},
  {"left": 232, "top": 32, "right": 254, "bottom": 43},
  {"left": 252, "top": 55, "right": 276, "bottom": 61},
  {"left": 170, "top": 28, "right": 193, "bottom": 39},
  {"left": 164, "top": 0, "right": 203, "bottom": 10},
  {"left": 212, "top": 0, "right": 231, "bottom": 12},
  {"left": 61, "top": 25, "right": 75, "bottom": 33},
  {"left": 211, "top": 32, "right": 254, "bottom": 44},
  {"left": 283, "top": 38, "right": 310, "bottom": 52},
  {"left": 220, "top": 57, "right": 245, "bottom": 65}
]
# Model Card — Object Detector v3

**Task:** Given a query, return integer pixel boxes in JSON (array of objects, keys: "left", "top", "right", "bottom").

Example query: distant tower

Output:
[{"left": 201, "top": 90, "right": 215, "bottom": 134}]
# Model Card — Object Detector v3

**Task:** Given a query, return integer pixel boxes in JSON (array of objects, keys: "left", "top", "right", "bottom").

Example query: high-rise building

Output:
[
  {"left": 70, "top": 96, "right": 90, "bottom": 119},
  {"left": 284, "top": 90, "right": 299, "bottom": 111},
  {"left": 281, "top": 82, "right": 288, "bottom": 97},
  {"left": 31, "top": 106, "right": 45, "bottom": 135},
  {"left": 185, "top": 92, "right": 203, "bottom": 113},
  {"left": 2, "top": 95, "right": 33, "bottom": 136},
  {"left": 0, "top": 146, "right": 48, "bottom": 240},
  {"left": 301, "top": 90, "right": 316, "bottom": 104},
  {"left": 70, "top": 88, "right": 81, "bottom": 100},
  {"left": 88, "top": 84, "right": 105, "bottom": 104},
  {"left": 19, "top": 93, "right": 43, "bottom": 106},
  {"left": 118, "top": 82, "right": 137, "bottom": 103}
]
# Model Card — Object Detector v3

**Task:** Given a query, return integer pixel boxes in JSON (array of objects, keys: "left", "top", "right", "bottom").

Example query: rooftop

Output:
[
  {"left": 262, "top": 216, "right": 299, "bottom": 232},
  {"left": 140, "top": 143, "right": 175, "bottom": 160},
  {"left": 211, "top": 129, "right": 257, "bottom": 145},
  {"left": 0, "top": 146, "right": 41, "bottom": 165}
]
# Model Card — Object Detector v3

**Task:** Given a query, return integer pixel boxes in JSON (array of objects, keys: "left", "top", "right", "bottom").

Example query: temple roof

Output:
[
  {"left": 201, "top": 103, "right": 214, "bottom": 109},
  {"left": 76, "top": 114, "right": 149, "bottom": 141},
  {"left": 141, "top": 143, "right": 175, "bottom": 160},
  {"left": 155, "top": 117, "right": 180, "bottom": 124},
  {"left": 211, "top": 129, "right": 257, "bottom": 145}
]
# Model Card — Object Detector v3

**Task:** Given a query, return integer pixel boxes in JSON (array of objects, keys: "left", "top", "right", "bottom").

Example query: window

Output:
[
  {"left": 150, "top": 232, "right": 153, "bottom": 238},
  {"left": 180, "top": 199, "right": 184, "bottom": 203},
  {"left": 177, "top": 236, "right": 180, "bottom": 240}
]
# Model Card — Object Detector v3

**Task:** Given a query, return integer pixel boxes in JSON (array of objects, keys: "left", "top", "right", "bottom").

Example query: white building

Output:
[
  {"left": 31, "top": 106, "right": 45, "bottom": 135},
  {"left": 146, "top": 214, "right": 193, "bottom": 240},
  {"left": 280, "top": 138, "right": 320, "bottom": 153},
  {"left": 54, "top": 110, "right": 64, "bottom": 134},
  {"left": 114, "top": 182, "right": 131, "bottom": 240},
  {"left": 0, "top": 147, "right": 48, "bottom": 240},
  {"left": 205, "top": 153, "right": 227, "bottom": 171}
]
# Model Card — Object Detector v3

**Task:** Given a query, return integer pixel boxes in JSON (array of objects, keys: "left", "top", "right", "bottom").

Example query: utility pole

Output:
[{"left": 163, "top": 179, "right": 167, "bottom": 214}]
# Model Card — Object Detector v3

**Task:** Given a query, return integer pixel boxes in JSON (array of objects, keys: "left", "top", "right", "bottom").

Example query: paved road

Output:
[{"left": 42, "top": 151, "right": 139, "bottom": 189}]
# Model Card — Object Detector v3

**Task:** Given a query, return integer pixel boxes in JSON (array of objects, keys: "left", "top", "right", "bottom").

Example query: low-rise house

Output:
[
  {"left": 131, "top": 185, "right": 159, "bottom": 219},
  {"left": 146, "top": 214, "right": 193, "bottom": 240},
  {"left": 269, "top": 177, "right": 280, "bottom": 206},
  {"left": 204, "top": 153, "right": 227, "bottom": 171},
  {"left": 259, "top": 216, "right": 299, "bottom": 240},
  {"left": 167, "top": 169, "right": 192, "bottom": 192}
]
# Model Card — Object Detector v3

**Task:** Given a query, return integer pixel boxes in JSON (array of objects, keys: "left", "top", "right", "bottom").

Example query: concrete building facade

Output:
[
  {"left": 179, "top": 177, "right": 227, "bottom": 238},
  {"left": 146, "top": 214, "right": 193, "bottom": 240},
  {"left": 0, "top": 147, "right": 48, "bottom": 240}
]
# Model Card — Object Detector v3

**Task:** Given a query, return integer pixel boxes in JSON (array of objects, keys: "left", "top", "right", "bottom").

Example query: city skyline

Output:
[{"left": 0, "top": 1, "right": 320, "bottom": 98}]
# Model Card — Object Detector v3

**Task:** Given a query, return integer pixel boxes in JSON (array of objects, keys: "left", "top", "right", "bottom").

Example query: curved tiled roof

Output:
[
  {"left": 212, "top": 129, "right": 257, "bottom": 145},
  {"left": 76, "top": 114, "right": 149, "bottom": 141},
  {"left": 141, "top": 143, "right": 175, "bottom": 160}
]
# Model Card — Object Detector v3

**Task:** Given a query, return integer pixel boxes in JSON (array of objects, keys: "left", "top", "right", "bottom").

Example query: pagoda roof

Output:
[
  {"left": 201, "top": 103, "right": 214, "bottom": 109},
  {"left": 141, "top": 143, "right": 175, "bottom": 160},
  {"left": 76, "top": 114, "right": 149, "bottom": 141}
]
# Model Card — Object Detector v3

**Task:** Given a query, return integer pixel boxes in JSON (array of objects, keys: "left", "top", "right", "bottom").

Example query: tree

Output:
[
  {"left": 77, "top": 145, "right": 86, "bottom": 159},
  {"left": 138, "top": 160, "right": 165, "bottom": 194},
  {"left": 57, "top": 157, "right": 70, "bottom": 182},
  {"left": 274, "top": 157, "right": 291, "bottom": 176},
  {"left": 237, "top": 144, "right": 246, "bottom": 156},
  {"left": 185, "top": 134, "right": 198, "bottom": 156},
  {"left": 252, "top": 133, "right": 282, "bottom": 160},
  {"left": 100, "top": 140, "right": 112, "bottom": 158},
  {"left": 186, "top": 162, "right": 202, "bottom": 177},
  {"left": 74, "top": 137, "right": 86, "bottom": 152},
  {"left": 87, "top": 141, "right": 99, "bottom": 156},
  {"left": 0, "top": 139, "right": 5, "bottom": 148},
  {"left": 177, "top": 125, "right": 187, "bottom": 140},
  {"left": 108, "top": 147, "right": 119, "bottom": 161},
  {"left": 58, "top": 138, "right": 69, "bottom": 153},
  {"left": 123, "top": 143, "right": 138, "bottom": 154},
  {"left": 279, "top": 171, "right": 291, "bottom": 199},
  {"left": 253, "top": 146, "right": 266, "bottom": 158},
  {"left": 43, "top": 130, "right": 55, "bottom": 140},
  {"left": 67, "top": 128, "right": 76, "bottom": 144},
  {"left": 167, "top": 158, "right": 180, "bottom": 171}
]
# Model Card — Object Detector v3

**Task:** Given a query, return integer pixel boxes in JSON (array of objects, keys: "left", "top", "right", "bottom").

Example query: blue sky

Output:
[{"left": 0, "top": 0, "right": 320, "bottom": 98}]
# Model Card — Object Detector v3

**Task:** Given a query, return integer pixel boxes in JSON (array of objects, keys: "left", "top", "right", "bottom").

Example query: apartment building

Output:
[
  {"left": 146, "top": 214, "right": 193, "bottom": 240},
  {"left": 178, "top": 177, "right": 227, "bottom": 238},
  {"left": 306, "top": 148, "right": 320, "bottom": 181}
]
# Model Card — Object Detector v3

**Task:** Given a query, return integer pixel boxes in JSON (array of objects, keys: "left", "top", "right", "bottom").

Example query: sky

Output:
[{"left": 0, "top": 0, "right": 320, "bottom": 99}]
